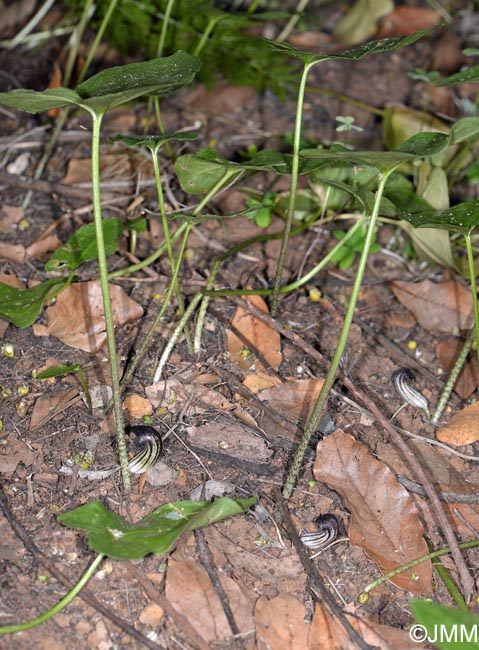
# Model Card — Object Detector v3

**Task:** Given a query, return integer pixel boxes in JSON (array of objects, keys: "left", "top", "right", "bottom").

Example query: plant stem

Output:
[
  {"left": 431, "top": 327, "right": 475, "bottom": 425},
  {"left": 153, "top": 292, "right": 203, "bottom": 382},
  {"left": 359, "top": 540, "right": 479, "bottom": 599},
  {"left": 271, "top": 60, "right": 315, "bottom": 316},
  {"left": 91, "top": 112, "right": 131, "bottom": 491},
  {"left": 0, "top": 554, "right": 104, "bottom": 634},
  {"left": 151, "top": 147, "right": 192, "bottom": 351},
  {"left": 465, "top": 232, "right": 479, "bottom": 369},
  {"left": 79, "top": 0, "right": 119, "bottom": 84},
  {"left": 276, "top": 0, "right": 311, "bottom": 42},
  {"left": 120, "top": 224, "right": 191, "bottom": 391},
  {"left": 282, "top": 170, "right": 392, "bottom": 499}
]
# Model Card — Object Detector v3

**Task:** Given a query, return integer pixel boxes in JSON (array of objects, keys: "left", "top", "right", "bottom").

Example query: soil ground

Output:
[{"left": 1, "top": 2, "right": 479, "bottom": 649}]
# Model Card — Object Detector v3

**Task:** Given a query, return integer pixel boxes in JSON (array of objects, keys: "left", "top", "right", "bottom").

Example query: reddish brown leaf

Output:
[
  {"left": 227, "top": 295, "right": 282, "bottom": 374},
  {"left": 437, "top": 401, "right": 479, "bottom": 446},
  {"left": 306, "top": 603, "right": 396, "bottom": 650},
  {"left": 257, "top": 378, "right": 325, "bottom": 424},
  {"left": 255, "top": 593, "right": 309, "bottom": 650},
  {"left": 165, "top": 554, "right": 254, "bottom": 645},
  {"left": 378, "top": 6, "right": 441, "bottom": 37},
  {"left": 314, "top": 430, "right": 432, "bottom": 595},
  {"left": 436, "top": 338, "right": 479, "bottom": 400},
  {"left": 390, "top": 280, "right": 473, "bottom": 333},
  {"left": 46, "top": 281, "right": 143, "bottom": 352}
]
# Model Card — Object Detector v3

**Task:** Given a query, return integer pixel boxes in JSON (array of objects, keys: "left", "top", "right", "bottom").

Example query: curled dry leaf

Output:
[
  {"left": 46, "top": 281, "right": 143, "bottom": 352},
  {"left": 255, "top": 593, "right": 309, "bottom": 650},
  {"left": 437, "top": 401, "right": 479, "bottom": 446},
  {"left": 314, "top": 430, "right": 432, "bottom": 595},
  {"left": 390, "top": 280, "right": 473, "bottom": 333},
  {"left": 308, "top": 603, "right": 412, "bottom": 650},
  {"left": 165, "top": 555, "right": 254, "bottom": 646},
  {"left": 257, "top": 378, "right": 324, "bottom": 425},
  {"left": 227, "top": 295, "right": 282, "bottom": 374}
]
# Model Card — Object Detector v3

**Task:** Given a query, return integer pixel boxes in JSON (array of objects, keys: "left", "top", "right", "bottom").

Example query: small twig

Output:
[
  {"left": 398, "top": 476, "right": 479, "bottom": 503},
  {"left": 195, "top": 529, "right": 246, "bottom": 650},
  {"left": 0, "top": 485, "right": 163, "bottom": 650},
  {"left": 275, "top": 489, "right": 379, "bottom": 650},
  {"left": 233, "top": 297, "right": 475, "bottom": 601}
]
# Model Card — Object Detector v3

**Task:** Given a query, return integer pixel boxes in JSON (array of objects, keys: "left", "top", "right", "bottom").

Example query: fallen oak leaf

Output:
[
  {"left": 165, "top": 554, "right": 254, "bottom": 646},
  {"left": 390, "top": 279, "right": 473, "bottom": 333},
  {"left": 314, "top": 429, "right": 432, "bottom": 595},
  {"left": 227, "top": 295, "right": 282, "bottom": 374},
  {"left": 436, "top": 401, "right": 479, "bottom": 446},
  {"left": 46, "top": 281, "right": 143, "bottom": 352}
]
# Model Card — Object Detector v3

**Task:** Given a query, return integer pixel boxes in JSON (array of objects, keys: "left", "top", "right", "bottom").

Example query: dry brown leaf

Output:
[
  {"left": 436, "top": 338, "right": 479, "bottom": 400},
  {"left": 26, "top": 234, "right": 62, "bottom": 261},
  {"left": 165, "top": 555, "right": 254, "bottom": 645},
  {"left": 0, "top": 448, "right": 40, "bottom": 476},
  {"left": 378, "top": 6, "right": 441, "bottom": 36},
  {"left": 186, "top": 422, "right": 273, "bottom": 465},
  {"left": 122, "top": 394, "right": 153, "bottom": 418},
  {"left": 0, "top": 205, "right": 25, "bottom": 229},
  {"left": 45, "top": 281, "right": 143, "bottom": 352},
  {"left": 0, "top": 241, "right": 26, "bottom": 264},
  {"left": 61, "top": 154, "right": 132, "bottom": 186},
  {"left": 257, "top": 378, "right": 324, "bottom": 424},
  {"left": 308, "top": 603, "right": 400, "bottom": 650},
  {"left": 242, "top": 370, "right": 282, "bottom": 393},
  {"left": 390, "top": 279, "right": 473, "bottom": 333},
  {"left": 437, "top": 401, "right": 479, "bottom": 446},
  {"left": 227, "top": 295, "right": 282, "bottom": 374},
  {"left": 377, "top": 439, "right": 479, "bottom": 539},
  {"left": 314, "top": 430, "right": 432, "bottom": 595},
  {"left": 29, "top": 387, "right": 82, "bottom": 431},
  {"left": 255, "top": 593, "right": 309, "bottom": 650}
]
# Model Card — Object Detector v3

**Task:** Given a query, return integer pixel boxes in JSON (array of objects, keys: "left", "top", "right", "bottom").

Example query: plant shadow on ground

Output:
[{"left": 1, "top": 2, "right": 479, "bottom": 649}]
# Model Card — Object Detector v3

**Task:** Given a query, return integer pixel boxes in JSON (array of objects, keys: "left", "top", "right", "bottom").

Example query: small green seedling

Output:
[{"left": 331, "top": 222, "right": 381, "bottom": 269}]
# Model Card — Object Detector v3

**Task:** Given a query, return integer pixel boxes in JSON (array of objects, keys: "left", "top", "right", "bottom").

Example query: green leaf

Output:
[
  {"left": 448, "top": 117, "right": 479, "bottom": 145},
  {"left": 45, "top": 218, "right": 124, "bottom": 272},
  {"left": 0, "top": 278, "right": 69, "bottom": 327},
  {"left": 401, "top": 200, "right": 479, "bottom": 236},
  {"left": 264, "top": 27, "right": 434, "bottom": 65},
  {"left": 395, "top": 131, "right": 449, "bottom": 156},
  {"left": 35, "top": 364, "right": 83, "bottom": 380},
  {"left": 438, "top": 64, "right": 479, "bottom": 86},
  {"left": 300, "top": 148, "right": 418, "bottom": 173},
  {"left": 174, "top": 150, "right": 242, "bottom": 194},
  {"left": 58, "top": 497, "right": 257, "bottom": 560},
  {"left": 171, "top": 204, "right": 268, "bottom": 224},
  {"left": 112, "top": 130, "right": 198, "bottom": 151},
  {"left": 0, "top": 88, "right": 82, "bottom": 114},
  {"left": 76, "top": 51, "right": 200, "bottom": 99},
  {"left": 410, "top": 599, "right": 479, "bottom": 649}
]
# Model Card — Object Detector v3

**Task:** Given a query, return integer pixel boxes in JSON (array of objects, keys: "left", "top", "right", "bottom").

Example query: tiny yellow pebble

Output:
[
  {"left": 308, "top": 288, "right": 322, "bottom": 301},
  {"left": 407, "top": 340, "right": 417, "bottom": 351},
  {"left": 357, "top": 592, "right": 370, "bottom": 604},
  {"left": 2, "top": 344, "right": 14, "bottom": 358},
  {"left": 17, "top": 384, "right": 29, "bottom": 396}
]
